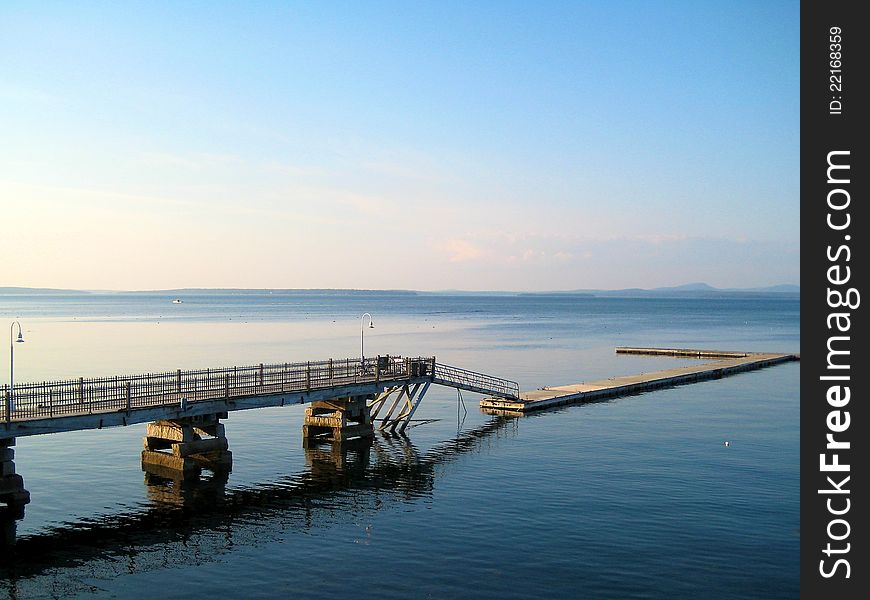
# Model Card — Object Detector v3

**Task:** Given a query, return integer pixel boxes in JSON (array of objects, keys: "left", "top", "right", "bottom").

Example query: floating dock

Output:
[{"left": 479, "top": 347, "right": 799, "bottom": 413}]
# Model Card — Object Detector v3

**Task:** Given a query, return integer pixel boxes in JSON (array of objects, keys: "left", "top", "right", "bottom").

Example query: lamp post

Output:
[
  {"left": 9, "top": 321, "right": 24, "bottom": 414},
  {"left": 360, "top": 312, "right": 374, "bottom": 370}
]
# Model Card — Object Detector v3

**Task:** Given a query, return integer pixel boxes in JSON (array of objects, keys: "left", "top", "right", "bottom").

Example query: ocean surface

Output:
[{"left": 0, "top": 291, "right": 799, "bottom": 599}]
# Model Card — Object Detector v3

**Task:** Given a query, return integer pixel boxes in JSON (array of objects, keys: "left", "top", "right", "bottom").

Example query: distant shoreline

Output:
[{"left": 0, "top": 284, "right": 800, "bottom": 297}]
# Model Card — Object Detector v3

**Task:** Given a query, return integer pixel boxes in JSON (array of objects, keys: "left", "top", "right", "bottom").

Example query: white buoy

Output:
[{"left": 724, "top": 441, "right": 731, "bottom": 447}]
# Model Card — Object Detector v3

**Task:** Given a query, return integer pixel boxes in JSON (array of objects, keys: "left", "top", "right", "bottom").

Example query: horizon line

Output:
[{"left": 0, "top": 283, "right": 802, "bottom": 295}]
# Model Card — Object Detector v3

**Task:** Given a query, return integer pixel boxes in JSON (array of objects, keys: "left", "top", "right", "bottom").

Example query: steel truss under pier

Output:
[{"left": 369, "top": 382, "right": 432, "bottom": 434}]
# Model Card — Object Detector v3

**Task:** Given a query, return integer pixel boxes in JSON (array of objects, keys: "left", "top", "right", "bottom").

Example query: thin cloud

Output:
[
  {"left": 135, "top": 152, "right": 247, "bottom": 170},
  {"left": 438, "top": 239, "right": 483, "bottom": 263},
  {"left": 0, "top": 179, "right": 340, "bottom": 227}
]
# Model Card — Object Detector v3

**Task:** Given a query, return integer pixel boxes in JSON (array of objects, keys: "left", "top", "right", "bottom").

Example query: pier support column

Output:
[
  {"left": 303, "top": 395, "right": 374, "bottom": 442},
  {"left": 141, "top": 413, "right": 232, "bottom": 478},
  {"left": 0, "top": 438, "right": 29, "bottom": 515}
]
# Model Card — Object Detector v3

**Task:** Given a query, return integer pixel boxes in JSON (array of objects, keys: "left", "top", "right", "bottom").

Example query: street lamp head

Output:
[
  {"left": 369, "top": 322, "right": 374, "bottom": 329},
  {"left": 11, "top": 321, "right": 24, "bottom": 342}
]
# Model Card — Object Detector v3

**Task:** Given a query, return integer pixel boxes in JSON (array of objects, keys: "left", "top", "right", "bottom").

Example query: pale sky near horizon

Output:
[{"left": 1, "top": 1, "right": 799, "bottom": 292}]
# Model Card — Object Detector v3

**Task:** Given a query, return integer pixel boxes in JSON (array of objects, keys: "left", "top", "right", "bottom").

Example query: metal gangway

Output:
[
  {"left": 432, "top": 363, "right": 520, "bottom": 400},
  {"left": 366, "top": 361, "right": 519, "bottom": 435}
]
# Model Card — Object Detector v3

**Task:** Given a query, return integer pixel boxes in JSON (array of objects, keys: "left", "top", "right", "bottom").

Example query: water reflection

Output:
[
  {"left": 0, "top": 508, "right": 22, "bottom": 551},
  {"left": 0, "top": 416, "right": 518, "bottom": 586},
  {"left": 304, "top": 436, "right": 373, "bottom": 484},
  {"left": 143, "top": 468, "right": 231, "bottom": 509}
]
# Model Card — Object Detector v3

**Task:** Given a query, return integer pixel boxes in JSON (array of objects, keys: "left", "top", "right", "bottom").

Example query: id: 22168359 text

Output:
[{"left": 829, "top": 27, "right": 844, "bottom": 115}]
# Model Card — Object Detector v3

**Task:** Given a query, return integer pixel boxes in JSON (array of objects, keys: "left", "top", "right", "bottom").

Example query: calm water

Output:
[{"left": 0, "top": 292, "right": 799, "bottom": 598}]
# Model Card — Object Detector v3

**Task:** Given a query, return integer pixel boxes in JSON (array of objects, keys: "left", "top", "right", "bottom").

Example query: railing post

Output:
[
  {"left": 49, "top": 388, "right": 54, "bottom": 417},
  {"left": 375, "top": 355, "right": 380, "bottom": 386},
  {"left": 259, "top": 363, "right": 264, "bottom": 387},
  {"left": 176, "top": 369, "right": 182, "bottom": 395},
  {"left": 306, "top": 361, "right": 311, "bottom": 392},
  {"left": 4, "top": 385, "right": 9, "bottom": 424},
  {"left": 126, "top": 381, "right": 131, "bottom": 412},
  {"left": 225, "top": 374, "right": 230, "bottom": 399},
  {"left": 78, "top": 377, "right": 84, "bottom": 404},
  {"left": 328, "top": 358, "right": 333, "bottom": 380}
]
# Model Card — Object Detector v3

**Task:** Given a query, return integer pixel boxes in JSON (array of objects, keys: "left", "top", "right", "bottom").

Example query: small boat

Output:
[{"left": 171, "top": 299, "right": 183, "bottom": 304}]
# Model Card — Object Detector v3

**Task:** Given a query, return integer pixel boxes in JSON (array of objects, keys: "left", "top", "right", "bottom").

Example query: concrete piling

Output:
[
  {"left": 302, "top": 395, "right": 374, "bottom": 442},
  {"left": 0, "top": 438, "right": 29, "bottom": 512},
  {"left": 141, "top": 413, "right": 232, "bottom": 478}
]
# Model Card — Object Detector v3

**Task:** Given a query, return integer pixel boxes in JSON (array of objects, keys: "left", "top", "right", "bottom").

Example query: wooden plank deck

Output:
[{"left": 479, "top": 347, "right": 800, "bottom": 413}]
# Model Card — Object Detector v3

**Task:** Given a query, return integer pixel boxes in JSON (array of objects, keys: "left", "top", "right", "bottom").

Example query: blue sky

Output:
[{"left": 0, "top": 1, "right": 799, "bottom": 291}]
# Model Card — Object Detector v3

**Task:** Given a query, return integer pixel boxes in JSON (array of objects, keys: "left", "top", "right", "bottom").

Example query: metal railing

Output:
[
  {"left": 3, "top": 356, "right": 436, "bottom": 422},
  {"left": 432, "top": 363, "right": 519, "bottom": 400}
]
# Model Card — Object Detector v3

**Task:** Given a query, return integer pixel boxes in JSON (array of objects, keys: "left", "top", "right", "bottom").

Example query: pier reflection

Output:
[
  {"left": 303, "top": 435, "right": 374, "bottom": 485},
  {"left": 0, "top": 506, "right": 23, "bottom": 550},
  {"left": 0, "top": 415, "right": 518, "bottom": 586},
  {"left": 143, "top": 467, "right": 231, "bottom": 509}
]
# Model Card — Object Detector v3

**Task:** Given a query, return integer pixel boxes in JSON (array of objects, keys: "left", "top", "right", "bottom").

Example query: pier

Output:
[
  {"left": 480, "top": 347, "right": 799, "bottom": 413},
  {"left": 2, "top": 356, "right": 518, "bottom": 436},
  {"left": 0, "top": 355, "right": 518, "bottom": 514},
  {"left": 0, "top": 347, "right": 797, "bottom": 518}
]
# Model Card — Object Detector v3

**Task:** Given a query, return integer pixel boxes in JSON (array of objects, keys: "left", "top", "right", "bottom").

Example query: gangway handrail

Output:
[{"left": 431, "top": 362, "right": 519, "bottom": 400}]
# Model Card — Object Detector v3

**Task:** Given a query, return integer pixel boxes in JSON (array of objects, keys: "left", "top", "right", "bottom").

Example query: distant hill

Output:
[
  {"left": 122, "top": 288, "right": 418, "bottom": 296},
  {"left": 588, "top": 283, "right": 799, "bottom": 297},
  {"left": 725, "top": 284, "right": 800, "bottom": 293},
  {"left": 651, "top": 282, "right": 717, "bottom": 292},
  {"left": 0, "top": 287, "right": 88, "bottom": 295},
  {"left": 0, "top": 287, "right": 417, "bottom": 296}
]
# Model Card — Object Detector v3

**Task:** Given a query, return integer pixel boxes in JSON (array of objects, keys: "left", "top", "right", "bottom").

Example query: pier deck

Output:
[
  {"left": 1, "top": 356, "right": 519, "bottom": 439},
  {"left": 479, "top": 347, "right": 799, "bottom": 413}
]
